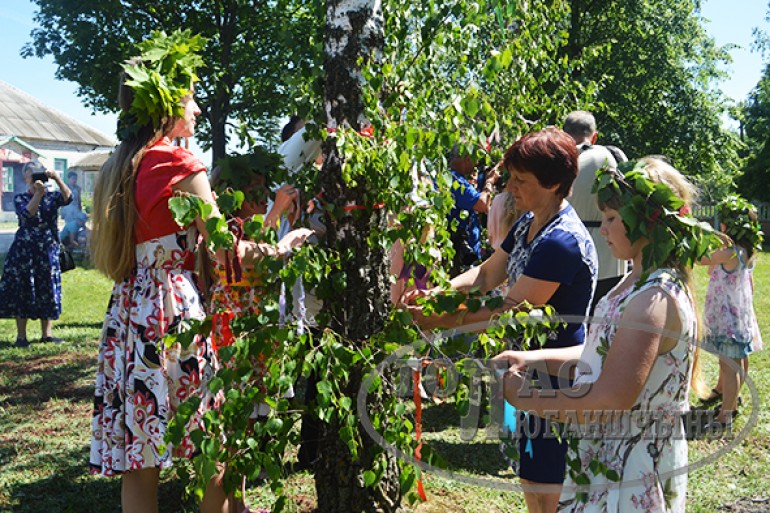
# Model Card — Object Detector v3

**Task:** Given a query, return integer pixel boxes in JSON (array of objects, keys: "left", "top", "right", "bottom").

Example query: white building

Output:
[{"left": 0, "top": 80, "right": 114, "bottom": 218}]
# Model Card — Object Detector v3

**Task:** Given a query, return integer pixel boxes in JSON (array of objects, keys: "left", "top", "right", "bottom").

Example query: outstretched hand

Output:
[
  {"left": 401, "top": 286, "right": 439, "bottom": 306},
  {"left": 277, "top": 227, "right": 314, "bottom": 256},
  {"left": 492, "top": 350, "right": 528, "bottom": 374}
]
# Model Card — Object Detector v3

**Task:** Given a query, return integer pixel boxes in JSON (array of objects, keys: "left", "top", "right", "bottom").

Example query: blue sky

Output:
[{"left": 0, "top": 0, "right": 768, "bottom": 168}]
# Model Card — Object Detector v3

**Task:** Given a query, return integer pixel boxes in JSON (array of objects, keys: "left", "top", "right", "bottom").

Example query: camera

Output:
[{"left": 31, "top": 171, "right": 48, "bottom": 182}]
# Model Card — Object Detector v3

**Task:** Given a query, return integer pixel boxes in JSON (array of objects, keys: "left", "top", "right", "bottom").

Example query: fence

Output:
[{"left": 693, "top": 202, "right": 770, "bottom": 236}]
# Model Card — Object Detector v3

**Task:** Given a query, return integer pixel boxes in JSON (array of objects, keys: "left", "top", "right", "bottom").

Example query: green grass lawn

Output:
[{"left": 0, "top": 255, "right": 769, "bottom": 512}]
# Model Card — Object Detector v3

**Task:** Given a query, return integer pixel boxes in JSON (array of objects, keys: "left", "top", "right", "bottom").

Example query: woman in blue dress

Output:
[{"left": 0, "top": 161, "right": 71, "bottom": 347}]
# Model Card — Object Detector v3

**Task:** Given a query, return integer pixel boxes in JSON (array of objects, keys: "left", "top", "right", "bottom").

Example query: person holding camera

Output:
[{"left": 0, "top": 161, "right": 71, "bottom": 348}]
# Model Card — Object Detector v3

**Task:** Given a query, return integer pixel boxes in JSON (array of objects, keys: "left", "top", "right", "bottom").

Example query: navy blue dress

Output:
[
  {"left": 0, "top": 190, "right": 70, "bottom": 320},
  {"left": 500, "top": 204, "right": 598, "bottom": 484}
]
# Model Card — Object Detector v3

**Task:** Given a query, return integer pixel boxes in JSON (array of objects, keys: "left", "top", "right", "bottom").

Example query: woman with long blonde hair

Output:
[{"left": 88, "top": 30, "right": 310, "bottom": 513}]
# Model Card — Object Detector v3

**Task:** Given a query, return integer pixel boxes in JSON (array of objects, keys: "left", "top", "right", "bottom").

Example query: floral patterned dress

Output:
[
  {"left": 89, "top": 231, "right": 215, "bottom": 475},
  {"left": 702, "top": 246, "right": 762, "bottom": 358},
  {"left": 89, "top": 139, "right": 216, "bottom": 476},
  {"left": 209, "top": 257, "right": 295, "bottom": 418},
  {"left": 0, "top": 190, "right": 69, "bottom": 320},
  {"left": 558, "top": 269, "right": 696, "bottom": 513}
]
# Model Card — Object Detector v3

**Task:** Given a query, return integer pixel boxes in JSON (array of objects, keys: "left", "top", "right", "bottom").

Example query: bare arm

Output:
[
  {"left": 263, "top": 184, "right": 299, "bottom": 230},
  {"left": 49, "top": 171, "right": 71, "bottom": 204},
  {"left": 406, "top": 249, "right": 557, "bottom": 330},
  {"left": 449, "top": 247, "right": 509, "bottom": 293},
  {"left": 698, "top": 246, "right": 738, "bottom": 271},
  {"left": 174, "top": 172, "right": 311, "bottom": 264},
  {"left": 500, "top": 286, "right": 679, "bottom": 423},
  {"left": 494, "top": 344, "right": 585, "bottom": 379},
  {"left": 471, "top": 165, "right": 500, "bottom": 214}
]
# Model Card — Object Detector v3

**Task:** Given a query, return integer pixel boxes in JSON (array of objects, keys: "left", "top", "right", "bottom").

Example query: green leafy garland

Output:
[
  {"left": 212, "top": 149, "right": 284, "bottom": 195},
  {"left": 593, "top": 160, "right": 722, "bottom": 276},
  {"left": 716, "top": 194, "right": 764, "bottom": 252},
  {"left": 118, "top": 29, "right": 207, "bottom": 140}
]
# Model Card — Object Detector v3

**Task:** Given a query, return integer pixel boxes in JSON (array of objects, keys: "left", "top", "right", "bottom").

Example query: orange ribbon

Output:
[{"left": 413, "top": 368, "right": 428, "bottom": 501}]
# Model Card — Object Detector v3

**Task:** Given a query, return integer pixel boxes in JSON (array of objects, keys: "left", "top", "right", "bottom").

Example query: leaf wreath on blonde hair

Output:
[
  {"left": 117, "top": 29, "right": 208, "bottom": 141},
  {"left": 716, "top": 194, "right": 764, "bottom": 256},
  {"left": 593, "top": 158, "right": 722, "bottom": 280}
]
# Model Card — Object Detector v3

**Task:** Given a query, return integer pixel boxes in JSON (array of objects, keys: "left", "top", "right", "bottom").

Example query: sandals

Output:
[
  {"left": 700, "top": 388, "right": 722, "bottom": 406},
  {"left": 704, "top": 407, "right": 738, "bottom": 436}
]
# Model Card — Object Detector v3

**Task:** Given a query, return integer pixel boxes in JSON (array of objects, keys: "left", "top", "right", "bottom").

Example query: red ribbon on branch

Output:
[{"left": 413, "top": 368, "right": 428, "bottom": 502}]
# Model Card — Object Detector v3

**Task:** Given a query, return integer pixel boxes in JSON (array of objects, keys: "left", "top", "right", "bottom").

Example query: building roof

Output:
[
  {"left": 0, "top": 80, "right": 115, "bottom": 147},
  {"left": 72, "top": 150, "right": 112, "bottom": 170},
  {"left": 0, "top": 135, "right": 46, "bottom": 158}
]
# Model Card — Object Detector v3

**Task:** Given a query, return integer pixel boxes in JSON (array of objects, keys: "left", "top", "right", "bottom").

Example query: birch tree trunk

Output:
[{"left": 315, "top": 1, "right": 401, "bottom": 511}]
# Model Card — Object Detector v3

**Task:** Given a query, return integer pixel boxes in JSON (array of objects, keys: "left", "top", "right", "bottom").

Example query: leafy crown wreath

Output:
[
  {"left": 593, "top": 160, "right": 722, "bottom": 275},
  {"left": 716, "top": 194, "right": 764, "bottom": 252},
  {"left": 117, "top": 29, "right": 208, "bottom": 140}
]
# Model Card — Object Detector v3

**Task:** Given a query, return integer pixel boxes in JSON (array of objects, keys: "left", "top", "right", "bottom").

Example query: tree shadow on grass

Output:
[
  {"left": 422, "top": 438, "right": 511, "bottom": 476},
  {"left": 4, "top": 445, "right": 194, "bottom": 513},
  {"left": 55, "top": 321, "right": 104, "bottom": 330},
  {"left": 419, "top": 401, "right": 496, "bottom": 435},
  {"left": 0, "top": 352, "right": 96, "bottom": 407},
  {"left": 419, "top": 402, "right": 461, "bottom": 433}
]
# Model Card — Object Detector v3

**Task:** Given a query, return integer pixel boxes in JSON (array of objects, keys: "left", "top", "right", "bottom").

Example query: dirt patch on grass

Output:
[{"left": 719, "top": 497, "right": 770, "bottom": 512}]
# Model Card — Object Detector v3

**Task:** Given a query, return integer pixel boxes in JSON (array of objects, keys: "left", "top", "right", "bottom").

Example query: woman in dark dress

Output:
[
  {"left": 406, "top": 129, "right": 598, "bottom": 513},
  {"left": 0, "top": 161, "right": 71, "bottom": 347}
]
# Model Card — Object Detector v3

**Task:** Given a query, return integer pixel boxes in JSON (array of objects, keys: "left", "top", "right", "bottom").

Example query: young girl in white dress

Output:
[{"left": 699, "top": 195, "right": 763, "bottom": 429}]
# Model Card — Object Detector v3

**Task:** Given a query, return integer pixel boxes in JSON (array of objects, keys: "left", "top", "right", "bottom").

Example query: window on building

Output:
[
  {"left": 54, "top": 158, "right": 68, "bottom": 174},
  {"left": 2, "top": 166, "right": 13, "bottom": 192}
]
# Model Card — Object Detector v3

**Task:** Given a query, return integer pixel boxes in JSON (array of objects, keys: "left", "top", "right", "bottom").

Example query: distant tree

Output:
[
  {"left": 565, "top": 0, "right": 742, "bottom": 196},
  {"left": 736, "top": 6, "right": 770, "bottom": 204},
  {"left": 739, "top": 63, "right": 770, "bottom": 203},
  {"left": 22, "top": 0, "right": 323, "bottom": 161}
]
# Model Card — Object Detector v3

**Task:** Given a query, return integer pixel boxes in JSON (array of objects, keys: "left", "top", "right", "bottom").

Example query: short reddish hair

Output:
[{"left": 502, "top": 128, "right": 579, "bottom": 198}]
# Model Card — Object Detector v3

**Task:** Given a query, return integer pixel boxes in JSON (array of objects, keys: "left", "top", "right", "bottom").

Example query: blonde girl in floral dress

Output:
[
  {"left": 699, "top": 195, "right": 763, "bottom": 430},
  {"left": 495, "top": 157, "right": 720, "bottom": 513},
  {"left": 88, "top": 31, "right": 310, "bottom": 513}
]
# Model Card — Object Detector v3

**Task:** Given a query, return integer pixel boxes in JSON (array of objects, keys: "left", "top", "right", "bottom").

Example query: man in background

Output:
[{"left": 563, "top": 110, "right": 626, "bottom": 311}]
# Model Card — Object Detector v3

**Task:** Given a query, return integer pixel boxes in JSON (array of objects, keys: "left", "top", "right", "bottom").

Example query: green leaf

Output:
[
  {"left": 316, "top": 380, "right": 333, "bottom": 396},
  {"left": 363, "top": 470, "right": 377, "bottom": 487}
]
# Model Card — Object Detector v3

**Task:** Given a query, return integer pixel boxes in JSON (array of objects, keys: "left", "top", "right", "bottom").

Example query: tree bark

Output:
[{"left": 314, "top": 1, "right": 401, "bottom": 511}]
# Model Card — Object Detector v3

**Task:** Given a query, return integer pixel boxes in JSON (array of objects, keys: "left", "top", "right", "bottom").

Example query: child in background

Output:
[
  {"left": 700, "top": 195, "right": 763, "bottom": 430},
  {"left": 207, "top": 153, "right": 304, "bottom": 513},
  {"left": 207, "top": 151, "right": 300, "bottom": 367}
]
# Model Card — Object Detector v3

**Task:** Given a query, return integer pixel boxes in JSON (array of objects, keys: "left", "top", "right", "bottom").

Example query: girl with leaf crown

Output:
[
  {"left": 88, "top": 30, "right": 310, "bottom": 513},
  {"left": 698, "top": 194, "right": 763, "bottom": 431},
  {"left": 494, "top": 157, "right": 721, "bottom": 512}
]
